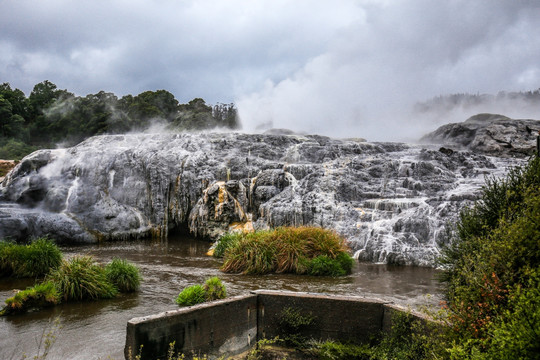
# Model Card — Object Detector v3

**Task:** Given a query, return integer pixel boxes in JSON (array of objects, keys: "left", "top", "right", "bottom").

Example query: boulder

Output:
[{"left": 420, "top": 113, "right": 540, "bottom": 157}]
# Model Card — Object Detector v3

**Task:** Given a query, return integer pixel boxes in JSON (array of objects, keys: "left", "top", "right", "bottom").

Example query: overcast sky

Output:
[{"left": 1, "top": 0, "right": 539, "bottom": 141}]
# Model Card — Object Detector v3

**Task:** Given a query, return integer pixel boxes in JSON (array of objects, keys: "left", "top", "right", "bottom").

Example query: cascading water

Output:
[{"left": 0, "top": 115, "right": 536, "bottom": 266}]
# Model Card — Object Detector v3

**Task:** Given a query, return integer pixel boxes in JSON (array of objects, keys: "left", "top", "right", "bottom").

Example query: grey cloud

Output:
[
  {"left": 0, "top": 0, "right": 538, "bottom": 141},
  {"left": 0, "top": 0, "right": 361, "bottom": 101}
]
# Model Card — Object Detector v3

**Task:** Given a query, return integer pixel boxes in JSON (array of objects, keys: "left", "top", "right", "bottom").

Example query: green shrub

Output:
[
  {"left": 213, "top": 232, "right": 241, "bottom": 258},
  {"left": 219, "top": 226, "right": 352, "bottom": 276},
  {"left": 175, "top": 284, "right": 206, "bottom": 306},
  {"left": 336, "top": 251, "right": 354, "bottom": 274},
  {"left": 203, "top": 276, "right": 226, "bottom": 301},
  {"left": 221, "top": 232, "right": 277, "bottom": 275},
  {"left": 105, "top": 258, "right": 142, "bottom": 292},
  {"left": 371, "top": 311, "right": 434, "bottom": 360},
  {"left": 439, "top": 156, "right": 540, "bottom": 356},
  {"left": 47, "top": 256, "right": 117, "bottom": 301},
  {"left": 0, "top": 138, "right": 38, "bottom": 160},
  {"left": 1, "top": 281, "right": 60, "bottom": 315},
  {"left": 278, "top": 306, "right": 315, "bottom": 347},
  {"left": 307, "top": 340, "right": 374, "bottom": 360},
  {"left": 176, "top": 277, "right": 227, "bottom": 306},
  {"left": 308, "top": 255, "right": 347, "bottom": 276},
  {"left": 0, "top": 238, "right": 62, "bottom": 278},
  {"left": 485, "top": 270, "right": 540, "bottom": 359}
]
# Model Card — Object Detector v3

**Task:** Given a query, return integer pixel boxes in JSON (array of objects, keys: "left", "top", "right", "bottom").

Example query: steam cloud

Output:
[{"left": 237, "top": 1, "right": 540, "bottom": 141}]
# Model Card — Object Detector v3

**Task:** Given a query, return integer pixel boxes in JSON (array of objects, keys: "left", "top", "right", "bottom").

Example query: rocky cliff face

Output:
[{"left": 1, "top": 114, "right": 538, "bottom": 266}]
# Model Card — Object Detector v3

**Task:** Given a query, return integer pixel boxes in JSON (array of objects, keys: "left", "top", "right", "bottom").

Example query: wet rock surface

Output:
[
  {"left": 1, "top": 115, "right": 537, "bottom": 266},
  {"left": 421, "top": 113, "right": 540, "bottom": 157}
]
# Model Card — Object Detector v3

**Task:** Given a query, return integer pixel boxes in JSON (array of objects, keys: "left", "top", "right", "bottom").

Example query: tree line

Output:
[
  {"left": 414, "top": 88, "right": 540, "bottom": 113},
  {"left": 0, "top": 80, "right": 239, "bottom": 159}
]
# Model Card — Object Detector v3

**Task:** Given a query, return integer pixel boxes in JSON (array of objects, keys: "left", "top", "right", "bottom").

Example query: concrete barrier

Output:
[
  {"left": 125, "top": 290, "right": 431, "bottom": 360},
  {"left": 125, "top": 294, "right": 258, "bottom": 360}
]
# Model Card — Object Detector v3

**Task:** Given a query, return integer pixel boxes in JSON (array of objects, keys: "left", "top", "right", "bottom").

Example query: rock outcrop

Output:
[
  {"left": 1, "top": 115, "right": 538, "bottom": 266},
  {"left": 420, "top": 113, "right": 539, "bottom": 157}
]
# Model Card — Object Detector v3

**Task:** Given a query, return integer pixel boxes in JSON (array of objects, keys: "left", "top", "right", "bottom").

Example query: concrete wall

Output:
[
  {"left": 255, "top": 290, "right": 388, "bottom": 344},
  {"left": 125, "top": 294, "right": 258, "bottom": 360},
  {"left": 125, "top": 291, "right": 432, "bottom": 360}
]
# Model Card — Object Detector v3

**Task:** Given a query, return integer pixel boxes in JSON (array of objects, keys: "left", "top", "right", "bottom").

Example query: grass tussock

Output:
[
  {"left": 105, "top": 258, "right": 142, "bottom": 292},
  {"left": 176, "top": 277, "right": 227, "bottom": 306},
  {"left": 215, "top": 227, "right": 353, "bottom": 276},
  {"left": 1, "top": 281, "right": 60, "bottom": 316},
  {"left": 175, "top": 284, "right": 206, "bottom": 306},
  {"left": 2, "top": 251, "right": 142, "bottom": 315},
  {"left": 46, "top": 256, "right": 118, "bottom": 301},
  {"left": 0, "top": 238, "right": 62, "bottom": 278}
]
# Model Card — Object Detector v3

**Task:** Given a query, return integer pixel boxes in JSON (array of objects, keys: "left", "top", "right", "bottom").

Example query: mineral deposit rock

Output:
[
  {"left": 1, "top": 114, "right": 537, "bottom": 266},
  {"left": 420, "top": 113, "right": 540, "bottom": 157}
]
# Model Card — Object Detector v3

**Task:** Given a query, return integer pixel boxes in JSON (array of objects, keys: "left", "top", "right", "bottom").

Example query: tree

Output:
[
  {"left": 0, "top": 83, "right": 29, "bottom": 120},
  {"left": 119, "top": 90, "right": 179, "bottom": 129},
  {"left": 0, "top": 95, "right": 14, "bottom": 137},
  {"left": 27, "top": 80, "right": 73, "bottom": 144},
  {"left": 213, "top": 103, "right": 239, "bottom": 129}
]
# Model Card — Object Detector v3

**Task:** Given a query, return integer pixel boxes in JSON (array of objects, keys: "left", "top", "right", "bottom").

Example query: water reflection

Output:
[{"left": 0, "top": 236, "right": 442, "bottom": 359}]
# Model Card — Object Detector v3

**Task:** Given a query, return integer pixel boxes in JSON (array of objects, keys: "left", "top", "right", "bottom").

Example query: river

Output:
[{"left": 0, "top": 236, "right": 443, "bottom": 359}]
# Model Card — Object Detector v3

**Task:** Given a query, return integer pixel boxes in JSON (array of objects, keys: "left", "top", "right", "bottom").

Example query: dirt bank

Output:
[{"left": 0, "top": 160, "right": 16, "bottom": 181}]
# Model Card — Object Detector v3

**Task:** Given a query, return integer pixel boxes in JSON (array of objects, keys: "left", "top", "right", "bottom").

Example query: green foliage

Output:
[
  {"left": 0, "top": 138, "right": 38, "bottom": 160},
  {"left": 485, "top": 270, "right": 540, "bottom": 359},
  {"left": 306, "top": 340, "right": 374, "bottom": 360},
  {"left": 300, "top": 311, "right": 444, "bottom": 360},
  {"left": 0, "top": 81, "right": 239, "bottom": 161},
  {"left": 219, "top": 226, "right": 353, "bottom": 276},
  {"left": 47, "top": 255, "right": 118, "bottom": 301},
  {"left": 278, "top": 307, "right": 315, "bottom": 347},
  {"left": 175, "top": 284, "right": 206, "bottom": 306},
  {"left": 105, "top": 258, "right": 142, "bottom": 293},
  {"left": 438, "top": 156, "right": 540, "bottom": 357},
  {"left": 308, "top": 255, "right": 350, "bottom": 276},
  {"left": 1, "top": 250, "right": 141, "bottom": 315},
  {"left": 1, "top": 281, "right": 60, "bottom": 315},
  {"left": 203, "top": 276, "right": 226, "bottom": 301},
  {"left": 245, "top": 337, "right": 283, "bottom": 360},
  {"left": 279, "top": 307, "right": 315, "bottom": 331},
  {"left": 371, "top": 312, "right": 434, "bottom": 360},
  {"left": 0, "top": 238, "right": 62, "bottom": 278},
  {"left": 221, "top": 231, "right": 277, "bottom": 275},
  {"left": 213, "top": 232, "right": 241, "bottom": 258},
  {"left": 176, "top": 277, "right": 227, "bottom": 306}
]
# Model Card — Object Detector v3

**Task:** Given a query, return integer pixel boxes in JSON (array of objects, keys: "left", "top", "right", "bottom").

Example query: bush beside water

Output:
[
  {"left": 214, "top": 226, "right": 353, "bottom": 276},
  {"left": 47, "top": 256, "right": 118, "bottom": 301},
  {"left": 176, "top": 277, "right": 227, "bottom": 306},
  {"left": 1, "top": 253, "right": 142, "bottom": 315},
  {"left": 1, "top": 281, "right": 60, "bottom": 316},
  {"left": 0, "top": 238, "right": 62, "bottom": 278},
  {"left": 105, "top": 258, "right": 142, "bottom": 292}
]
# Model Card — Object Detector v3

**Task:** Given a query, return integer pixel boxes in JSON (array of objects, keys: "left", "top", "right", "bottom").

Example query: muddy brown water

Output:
[{"left": 0, "top": 236, "right": 443, "bottom": 359}]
